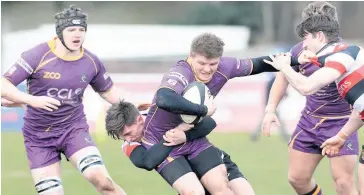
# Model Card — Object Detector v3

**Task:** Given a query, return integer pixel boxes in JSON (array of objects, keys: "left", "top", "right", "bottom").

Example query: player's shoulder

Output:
[
  {"left": 171, "top": 59, "right": 193, "bottom": 73},
  {"left": 23, "top": 41, "right": 50, "bottom": 58},
  {"left": 83, "top": 48, "right": 101, "bottom": 62},
  {"left": 166, "top": 59, "right": 194, "bottom": 81},
  {"left": 289, "top": 42, "right": 304, "bottom": 57}
]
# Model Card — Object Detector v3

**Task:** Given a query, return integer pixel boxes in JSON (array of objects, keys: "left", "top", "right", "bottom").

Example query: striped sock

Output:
[{"left": 303, "top": 184, "right": 322, "bottom": 195}]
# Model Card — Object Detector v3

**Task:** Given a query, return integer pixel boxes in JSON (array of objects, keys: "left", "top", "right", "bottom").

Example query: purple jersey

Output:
[
  {"left": 142, "top": 57, "right": 253, "bottom": 144},
  {"left": 3, "top": 38, "right": 113, "bottom": 131},
  {"left": 290, "top": 42, "right": 351, "bottom": 117}
]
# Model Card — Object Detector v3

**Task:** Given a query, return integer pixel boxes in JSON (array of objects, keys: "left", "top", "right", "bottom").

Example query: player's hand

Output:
[
  {"left": 163, "top": 129, "right": 186, "bottom": 146},
  {"left": 263, "top": 53, "right": 292, "bottom": 71},
  {"left": 28, "top": 96, "right": 61, "bottom": 112},
  {"left": 320, "top": 135, "right": 345, "bottom": 156},
  {"left": 298, "top": 49, "right": 317, "bottom": 65},
  {"left": 206, "top": 96, "right": 217, "bottom": 116},
  {"left": 175, "top": 123, "right": 194, "bottom": 132},
  {"left": 261, "top": 112, "right": 281, "bottom": 137}
]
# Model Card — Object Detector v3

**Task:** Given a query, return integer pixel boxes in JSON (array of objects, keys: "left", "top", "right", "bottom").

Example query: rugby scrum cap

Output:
[{"left": 54, "top": 5, "right": 88, "bottom": 51}]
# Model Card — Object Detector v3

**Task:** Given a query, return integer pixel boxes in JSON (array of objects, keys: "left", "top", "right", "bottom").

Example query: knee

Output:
[
  {"left": 288, "top": 173, "right": 311, "bottom": 187},
  {"left": 333, "top": 177, "right": 354, "bottom": 193},
  {"left": 87, "top": 175, "right": 115, "bottom": 192},
  {"left": 180, "top": 186, "right": 205, "bottom": 195}
]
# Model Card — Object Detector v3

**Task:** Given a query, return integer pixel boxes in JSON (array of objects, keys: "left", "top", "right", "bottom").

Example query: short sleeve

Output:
[
  {"left": 3, "top": 49, "right": 40, "bottom": 86},
  {"left": 90, "top": 57, "right": 114, "bottom": 93}
]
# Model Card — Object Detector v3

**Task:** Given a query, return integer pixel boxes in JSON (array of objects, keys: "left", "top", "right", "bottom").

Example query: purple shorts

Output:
[
  {"left": 289, "top": 112, "right": 359, "bottom": 157},
  {"left": 22, "top": 118, "right": 96, "bottom": 169},
  {"left": 142, "top": 137, "right": 212, "bottom": 172}
]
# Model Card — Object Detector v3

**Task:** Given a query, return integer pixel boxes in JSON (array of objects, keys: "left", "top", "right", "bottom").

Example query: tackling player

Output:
[
  {"left": 107, "top": 101, "right": 254, "bottom": 195},
  {"left": 261, "top": 2, "right": 359, "bottom": 195},
  {"left": 265, "top": 15, "right": 363, "bottom": 195},
  {"left": 105, "top": 32, "right": 302, "bottom": 195},
  {"left": 2, "top": 5, "right": 128, "bottom": 195}
]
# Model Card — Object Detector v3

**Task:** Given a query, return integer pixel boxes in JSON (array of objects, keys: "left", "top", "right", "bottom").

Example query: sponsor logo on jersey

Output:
[
  {"left": 17, "top": 57, "right": 33, "bottom": 74},
  {"left": 43, "top": 72, "right": 61, "bottom": 79},
  {"left": 168, "top": 72, "right": 189, "bottom": 86},
  {"left": 47, "top": 88, "right": 83, "bottom": 104}
]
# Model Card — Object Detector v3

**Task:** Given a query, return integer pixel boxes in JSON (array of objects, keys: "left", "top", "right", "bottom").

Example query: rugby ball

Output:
[{"left": 180, "top": 81, "right": 212, "bottom": 124}]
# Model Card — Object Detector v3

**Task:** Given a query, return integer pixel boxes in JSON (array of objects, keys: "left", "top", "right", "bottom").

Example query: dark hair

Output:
[
  {"left": 105, "top": 101, "right": 140, "bottom": 140},
  {"left": 296, "top": 14, "right": 340, "bottom": 42},
  {"left": 190, "top": 33, "right": 225, "bottom": 59},
  {"left": 302, "top": 1, "right": 338, "bottom": 21}
]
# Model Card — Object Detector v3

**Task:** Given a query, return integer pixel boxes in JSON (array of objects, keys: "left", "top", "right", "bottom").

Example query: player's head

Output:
[
  {"left": 296, "top": 14, "right": 340, "bottom": 53},
  {"left": 105, "top": 101, "right": 145, "bottom": 142},
  {"left": 302, "top": 1, "right": 338, "bottom": 21},
  {"left": 54, "top": 5, "right": 88, "bottom": 52},
  {"left": 189, "top": 33, "right": 225, "bottom": 83}
]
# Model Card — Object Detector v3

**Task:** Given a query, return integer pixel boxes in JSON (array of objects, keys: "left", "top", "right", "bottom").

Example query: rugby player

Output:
[
  {"left": 107, "top": 101, "right": 254, "bottom": 195},
  {"left": 105, "top": 32, "right": 303, "bottom": 194},
  {"left": 265, "top": 15, "right": 363, "bottom": 195},
  {"left": 261, "top": 2, "right": 358, "bottom": 195},
  {"left": 2, "top": 5, "right": 129, "bottom": 195}
]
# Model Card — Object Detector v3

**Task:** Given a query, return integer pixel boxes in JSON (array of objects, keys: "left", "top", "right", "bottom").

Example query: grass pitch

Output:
[{"left": 2, "top": 131, "right": 363, "bottom": 195}]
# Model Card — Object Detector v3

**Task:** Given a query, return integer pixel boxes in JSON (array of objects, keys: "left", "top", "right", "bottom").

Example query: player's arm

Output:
[
  {"left": 1, "top": 97, "right": 26, "bottom": 108},
  {"left": 164, "top": 116, "right": 217, "bottom": 146},
  {"left": 2, "top": 52, "right": 60, "bottom": 111},
  {"left": 90, "top": 58, "right": 132, "bottom": 105},
  {"left": 338, "top": 110, "right": 364, "bottom": 138},
  {"left": 155, "top": 67, "right": 209, "bottom": 117},
  {"left": 265, "top": 72, "right": 289, "bottom": 112},
  {"left": 280, "top": 66, "right": 341, "bottom": 95},
  {"left": 249, "top": 55, "right": 300, "bottom": 75},
  {"left": 123, "top": 140, "right": 172, "bottom": 171},
  {"left": 1, "top": 78, "right": 34, "bottom": 105},
  {"left": 124, "top": 116, "right": 217, "bottom": 170}
]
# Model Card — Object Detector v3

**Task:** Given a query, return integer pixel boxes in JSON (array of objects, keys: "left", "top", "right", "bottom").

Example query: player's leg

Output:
[
  {"left": 288, "top": 148, "right": 323, "bottom": 194},
  {"left": 64, "top": 122, "right": 126, "bottom": 195},
  {"left": 160, "top": 157, "right": 205, "bottom": 195},
  {"left": 189, "top": 146, "right": 234, "bottom": 195},
  {"left": 358, "top": 146, "right": 364, "bottom": 195},
  {"left": 23, "top": 130, "right": 64, "bottom": 195},
  {"left": 288, "top": 114, "right": 325, "bottom": 194},
  {"left": 222, "top": 150, "right": 255, "bottom": 195},
  {"left": 329, "top": 155, "right": 358, "bottom": 195},
  {"left": 325, "top": 120, "right": 359, "bottom": 195},
  {"left": 31, "top": 162, "right": 64, "bottom": 195}
]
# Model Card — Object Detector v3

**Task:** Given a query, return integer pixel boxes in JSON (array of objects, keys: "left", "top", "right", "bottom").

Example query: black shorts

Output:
[
  {"left": 360, "top": 145, "right": 364, "bottom": 164},
  {"left": 160, "top": 146, "right": 223, "bottom": 186}
]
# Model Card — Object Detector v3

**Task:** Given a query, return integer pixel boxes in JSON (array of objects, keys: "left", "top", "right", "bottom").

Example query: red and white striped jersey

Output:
[{"left": 319, "top": 45, "right": 364, "bottom": 119}]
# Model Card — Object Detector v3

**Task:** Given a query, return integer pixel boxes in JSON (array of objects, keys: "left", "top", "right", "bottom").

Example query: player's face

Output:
[
  {"left": 62, "top": 26, "right": 86, "bottom": 51},
  {"left": 120, "top": 115, "right": 145, "bottom": 142},
  {"left": 302, "top": 32, "right": 325, "bottom": 53},
  {"left": 190, "top": 53, "right": 219, "bottom": 82}
]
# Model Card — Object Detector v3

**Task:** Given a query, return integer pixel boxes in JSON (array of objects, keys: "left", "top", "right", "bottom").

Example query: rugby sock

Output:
[{"left": 303, "top": 184, "right": 322, "bottom": 195}]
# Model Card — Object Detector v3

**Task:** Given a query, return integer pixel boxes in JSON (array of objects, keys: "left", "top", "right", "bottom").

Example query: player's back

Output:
[
  {"left": 290, "top": 42, "right": 352, "bottom": 117},
  {"left": 142, "top": 56, "right": 253, "bottom": 143},
  {"left": 4, "top": 38, "right": 106, "bottom": 131}
]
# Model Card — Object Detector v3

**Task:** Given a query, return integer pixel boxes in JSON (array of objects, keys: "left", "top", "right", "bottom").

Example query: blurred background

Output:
[{"left": 2, "top": 1, "right": 364, "bottom": 195}]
